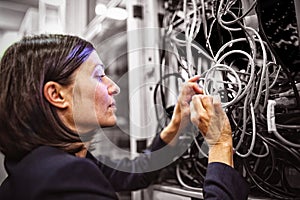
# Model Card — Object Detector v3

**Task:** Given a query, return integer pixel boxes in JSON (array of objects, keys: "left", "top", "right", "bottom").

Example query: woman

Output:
[{"left": 0, "top": 34, "right": 247, "bottom": 199}]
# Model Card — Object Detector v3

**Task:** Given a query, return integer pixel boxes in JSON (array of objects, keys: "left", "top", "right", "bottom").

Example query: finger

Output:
[
  {"left": 191, "top": 95, "right": 205, "bottom": 113},
  {"left": 179, "top": 83, "right": 193, "bottom": 98},
  {"left": 192, "top": 83, "right": 203, "bottom": 94},
  {"left": 200, "top": 95, "right": 214, "bottom": 115},
  {"left": 190, "top": 95, "right": 203, "bottom": 126},
  {"left": 185, "top": 82, "right": 203, "bottom": 95},
  {"left": 191, "top": 95, "right": 210, "bottom": 136},
  {"left": 187, "top": 75, "right": 201, "bottom": 83},
  {"left": 179, "top": 82, "right": 198, "bottom": 102},
  {"left": 187, "top": 75, "right": 202, "bottom": 94}
]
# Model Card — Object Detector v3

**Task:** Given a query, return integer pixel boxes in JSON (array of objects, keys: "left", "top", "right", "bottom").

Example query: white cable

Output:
[
  {"left": 273, "top": 132, "right": 300, "bottom": 149},
  {"left": 234, "top": 88, "right": 254, "bottom": 152},
  {"left": 267, "top": 100, "right": 300, "bottom": 148},
  {"left": 200, "top": 0, "right": 208, "bottom": 38},
  {"left": 251, "top": 141, "right": 269, "bottom": 158},
  {"left": 183, "top": 0, "right": 193, "bottom": 78},
  {"left": 235, "top": 103, "right": 257, "bottom": 157},
  {"left": 176, "top": 164, "right": 203, "bottom": 191},
  {"left": 214, "top": 38, "right": 247, "bottom": 62},
  {"left": 222, "top": 0, "right": 257, "bottom": 25},
  {"left": 246, "top": 26, "right": 268, "bottom": 109},
  {"left": 206, "top": 18, "right": 217, "bottom": 57},
  {"left": 276, "top": 124, "right": 300, "bottom": 129},
  {"left": 203, "top": 63, "right": 242, "bottom": 107},
  {"left": 216, "top": 50, "right": 255, "bottom": 103},
  {"left": 262, "top": 62, "right": 281, "bottom": 92},
  {"left": 189, "top": 0, "right": 198, "bottom": 39},
  {"left": 216, "top": 2, "right": 243, "bottom": 32},
  {"left": 171, "top": 32, "right": 214, "bottom": 61},
  {"left": 193, "top": 134, "right": 208, "bottom": 158}
]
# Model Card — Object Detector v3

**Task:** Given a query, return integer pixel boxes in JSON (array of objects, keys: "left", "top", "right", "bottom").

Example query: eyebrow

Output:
[{"left": 94, "top": 64, "right": 105, "bottom": 71}]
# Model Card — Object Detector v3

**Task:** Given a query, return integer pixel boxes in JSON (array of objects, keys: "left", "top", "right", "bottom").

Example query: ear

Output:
[{"left": 43, "top": 81, "right": 70, "bottom": 109}]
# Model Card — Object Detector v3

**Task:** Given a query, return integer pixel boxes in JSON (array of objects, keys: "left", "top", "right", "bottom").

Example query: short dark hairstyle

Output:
[{"left": 0, "top": 34, "right": 95, "bottom": 160}]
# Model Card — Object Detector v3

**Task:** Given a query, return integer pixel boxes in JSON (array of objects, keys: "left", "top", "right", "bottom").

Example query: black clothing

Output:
[{"left": 0, "top": 136, "right": 248, "bottom": 199}]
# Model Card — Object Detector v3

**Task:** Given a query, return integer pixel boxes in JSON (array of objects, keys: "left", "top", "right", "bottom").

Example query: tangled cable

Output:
[{"left": 155, "top": 0, "right": 300, "bottom": 199}]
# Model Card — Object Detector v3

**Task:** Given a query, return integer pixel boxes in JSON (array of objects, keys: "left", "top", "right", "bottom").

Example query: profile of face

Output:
[{"left": 57, "top": 50, "right": 120, "bottom": 133}]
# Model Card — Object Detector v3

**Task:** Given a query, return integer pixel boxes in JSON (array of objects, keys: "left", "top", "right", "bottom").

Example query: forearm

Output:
[
  {"left": 160, "top": 120, "right": 180, "bottom": 146},
  {"left": 160, "top": 104, "right": 187, "bottom": 146}
]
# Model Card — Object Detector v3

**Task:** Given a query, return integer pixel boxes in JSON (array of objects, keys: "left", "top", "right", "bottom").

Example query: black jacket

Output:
[{"left": 0, "top": 136, "right": 248, "bottom": 199}]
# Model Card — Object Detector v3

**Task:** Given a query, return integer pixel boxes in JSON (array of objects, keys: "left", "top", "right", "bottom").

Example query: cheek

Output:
[
  {"left": 72, "top": 83, "right": 96, "bottom": 123},
  {"left": 94, "top": 84, "right": 109, "bottom": 113}
]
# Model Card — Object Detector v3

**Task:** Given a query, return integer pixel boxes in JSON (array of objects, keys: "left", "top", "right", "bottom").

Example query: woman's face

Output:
[{"left": 67, "top": 50, "right": 120, "bottom": 133}]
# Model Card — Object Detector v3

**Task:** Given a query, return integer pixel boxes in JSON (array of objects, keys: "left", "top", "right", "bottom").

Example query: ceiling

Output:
[
  {"left": 0, "top": 0, "right": 118, "bottom": 33},
  {"left": 0, "top": 0, "right": 39, "bottom": 32},
  {"left": 7, "top": 0, "right": 38, "bottom": 7}
]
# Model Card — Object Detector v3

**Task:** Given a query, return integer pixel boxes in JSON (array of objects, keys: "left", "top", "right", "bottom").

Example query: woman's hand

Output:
[
  {"left": 172, "top": 75, "right": 203, "bottom": 129},
  {"left": 190, "top": 95, "right": 233, "bottom": 167},
  {"left": 160, "top": 75, "right": 203, "bottom": 145}
]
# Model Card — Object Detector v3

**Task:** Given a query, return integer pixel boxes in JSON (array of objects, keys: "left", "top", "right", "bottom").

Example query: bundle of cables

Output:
[{"left": 154, "top": 0, "right": 300, "bottom": 199}]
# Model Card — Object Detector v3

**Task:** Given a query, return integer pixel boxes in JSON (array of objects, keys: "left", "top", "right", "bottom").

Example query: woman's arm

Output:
[
  {"left": 160, "top": 75, "right": 203, "bottom": 145},
  {"left": 190, "top": 95, "right": 248, "bottom": 200},
  {"left": 190, "top": 95, "right": 233, "bottom": 166}
]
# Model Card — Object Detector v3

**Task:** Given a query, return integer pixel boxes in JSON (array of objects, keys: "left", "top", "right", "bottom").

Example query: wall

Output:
[{"left": 0, "top": 31, "right": 21, "bottom": 58}]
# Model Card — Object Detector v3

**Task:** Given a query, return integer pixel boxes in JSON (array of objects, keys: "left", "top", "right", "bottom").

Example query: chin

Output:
[
  {"left": 100, "top": 119, "right": 117, "bottom": 127},
  {"left": 108, "top": 121, "right": 117, "bottom": 126}
]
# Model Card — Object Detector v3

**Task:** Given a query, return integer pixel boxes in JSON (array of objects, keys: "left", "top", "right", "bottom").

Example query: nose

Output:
[{"left": 107, "top": 77, "right": 120, "bottom": 95}]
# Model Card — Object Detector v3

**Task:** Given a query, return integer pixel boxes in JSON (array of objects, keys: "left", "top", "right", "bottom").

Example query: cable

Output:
[
  {"left": 256, "top": 0, "right": 300, "bottom": 107},
  {"left": 153, "top": 73, "right": 184, "bottom": 129},
  {"left": 222, "top": 0, "right": 257, "bottom": 25},
  {"left": 203, "top": 63, "right": 242, "bottom": 107},
  {"left": 267, "top": 100, "right": 300, "bottom": 148},
  {"left": 251, "top": 141, "right": 269, "bottom": 158},
  {"left": 235, "top": 103, "right": 257, "bottom": 157},
  {"left": 159, "top": 1, "right": 300, "bottom": 198},
  {"left": 176, "top": 161, "right": 203, "bottom": 191},
  {"left": 192, "top": 131, "right": 208, "bottom": 158}
]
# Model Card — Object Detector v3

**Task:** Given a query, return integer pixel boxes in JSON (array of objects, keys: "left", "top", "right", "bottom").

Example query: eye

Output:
[
  {"left": 95, "top": 74, "right": 106, "bottom": 81},
  {"left": 93, "top": 65, "right": 106, "bottom": 81}
]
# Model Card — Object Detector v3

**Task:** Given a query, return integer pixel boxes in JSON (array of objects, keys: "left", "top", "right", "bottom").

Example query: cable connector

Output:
[{"left": 267, "top": 100, "right": 277, "bottom": 133}]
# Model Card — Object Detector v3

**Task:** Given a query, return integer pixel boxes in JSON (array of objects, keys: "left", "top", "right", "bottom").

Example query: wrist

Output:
[
  {"left": 160, "top": 104, "right": 189, "bottom": 146},
  {"left": 160, "top": 119, "right": 181, "bottom": 146},
  {"left": 208, "top": 142, "right": 234, "bottom": 167}
]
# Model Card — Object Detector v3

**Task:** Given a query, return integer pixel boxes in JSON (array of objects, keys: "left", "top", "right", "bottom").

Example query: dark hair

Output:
[{"left": 0, "top": 34, "right": 95, "bottom": 160}]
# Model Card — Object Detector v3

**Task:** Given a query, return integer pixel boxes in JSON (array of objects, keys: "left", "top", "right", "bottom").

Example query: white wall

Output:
[{"left": 0, "top": 31, "right": 21, "bottom": 58}]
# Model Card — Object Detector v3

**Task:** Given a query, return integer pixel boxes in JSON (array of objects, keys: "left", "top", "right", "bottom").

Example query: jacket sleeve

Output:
[
  {"left": 203, "top": 162, "right": 249, "bottom": 200},
  {"left": 89, "top": 135, "right": 180, "bottom": 192},
  {"left": 36, "top": 159, "right": 118, "bottom": 200}
]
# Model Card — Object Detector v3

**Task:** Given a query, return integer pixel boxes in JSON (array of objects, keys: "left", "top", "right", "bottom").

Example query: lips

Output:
[{"left": 108, "top": 101, "right": 116, "bottom": 109}]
